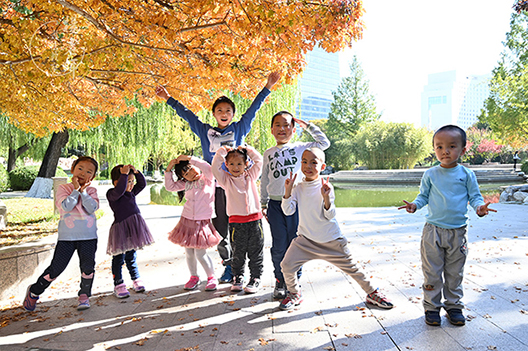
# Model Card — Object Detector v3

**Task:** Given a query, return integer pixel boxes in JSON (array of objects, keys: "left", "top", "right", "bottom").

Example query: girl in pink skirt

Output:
[
  {"left": 164, "top": 155, "right": 221, "bottom": 291},
  {"left": 107, "top": 164, "right": 154, "bottom": 299}
]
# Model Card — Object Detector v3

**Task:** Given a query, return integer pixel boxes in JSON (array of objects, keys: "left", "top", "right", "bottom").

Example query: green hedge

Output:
[
  {"left": 0, "top": 164, "right": 9, "bottom": 192},
  {"left": 8, "top": 166, "right": 68, "bottom": 191},
  {"left": 521, "top": 161, "right": 528, "bottom": 174}
]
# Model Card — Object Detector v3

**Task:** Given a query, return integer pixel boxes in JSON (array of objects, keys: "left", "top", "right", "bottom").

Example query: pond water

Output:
[{"left": 150, "top": 182, "right": 515, "bottom": 208}]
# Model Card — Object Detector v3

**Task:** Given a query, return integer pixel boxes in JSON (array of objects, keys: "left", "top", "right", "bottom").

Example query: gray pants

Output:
[
  {"left": 281, "top": 235, "right": 374, "bottom": 295},
  {"left": 421, "top": 223, "right": 468, "bottom": 312}
]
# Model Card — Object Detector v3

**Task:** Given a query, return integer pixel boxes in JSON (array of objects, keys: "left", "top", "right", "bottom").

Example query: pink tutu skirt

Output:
[
  {"left": 107, "top": 213, "right": 155, "bottom": 255},
  {"left": 168, "top": 217, "right": 221, "bottom": 249}
]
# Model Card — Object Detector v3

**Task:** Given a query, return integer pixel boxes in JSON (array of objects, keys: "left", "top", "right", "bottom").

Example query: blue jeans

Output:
[
  {"left": 267, "top": 199, "right": 302, "bottom": 283},
  {"left": 112, "top": 250, "right": 139, "bottom": 286}
]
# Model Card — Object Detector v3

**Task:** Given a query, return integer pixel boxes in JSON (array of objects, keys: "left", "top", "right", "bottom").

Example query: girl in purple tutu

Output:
[
  {"left": 164, "top": 155, "right": 221, "bottom": 291},
  {"left": 107, "top": 164, "right": 154, "bottom": 299}
]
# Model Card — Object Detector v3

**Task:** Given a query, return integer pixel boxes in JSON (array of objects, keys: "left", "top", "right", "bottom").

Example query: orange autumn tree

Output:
[{"left": 1, "top": 0, "right": 365, "bottom": 136}]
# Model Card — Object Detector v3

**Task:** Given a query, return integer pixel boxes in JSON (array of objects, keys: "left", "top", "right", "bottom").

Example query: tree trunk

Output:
[
  {"left": 26, "top": 130, "right": 69, "bottom": 198},
  {"left": 7, "top": 143, "right": 31, "bottom": 172}
]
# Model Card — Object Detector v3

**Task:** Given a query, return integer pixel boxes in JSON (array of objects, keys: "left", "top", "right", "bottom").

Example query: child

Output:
[
  {"left": 23, "top": 156, "right": 99, "bottom": 311},
  {"left": 260, "top": 111, "right": 330, "bottom": 299},
  {"left": 399, "top": 124, "right": 495, "bottom": 326},
  {"left": 279, "top": 148, "right": 393, "bottom": 311},
  {"left": 164, "top": 155, "right": 222, "bottom": 291},
  {"left": 107, "top": 164, "right": 154, "bottom": 298},
  {"left": 212, "top": 145, "right": 264, "bottom": 294},
  {"left": 155, "top": 72, "right": 280, "bottom": 284}
]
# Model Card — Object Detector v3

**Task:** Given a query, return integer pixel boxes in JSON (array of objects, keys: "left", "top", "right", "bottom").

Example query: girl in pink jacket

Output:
[
  {"left": 164, "top": 155, "right": 221, "bottom": 291},
  {"left": 212, "top": 145, "right": 264, "bottom": 294}
]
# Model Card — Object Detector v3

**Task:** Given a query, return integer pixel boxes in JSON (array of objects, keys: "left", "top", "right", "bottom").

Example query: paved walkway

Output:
[{"left": 0, "top": 187, "right": 527, "bottom": 351}]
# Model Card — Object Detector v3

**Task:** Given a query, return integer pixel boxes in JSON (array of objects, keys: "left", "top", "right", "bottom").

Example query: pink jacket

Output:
[
  {"left": 212, "top": 146, "right": 262, "bottom": 217},
  {"left": 164, "top": 157, "right": 216, "bottom": 221}
]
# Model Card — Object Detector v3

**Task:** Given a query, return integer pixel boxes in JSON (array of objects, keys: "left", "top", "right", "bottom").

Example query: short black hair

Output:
[
  {"left": 72, "top": 156, "right": 98, "bottom": 175},
  {"left": 270, "top": 111, "right": 294, "bottom": 128},
  {"left": 212, "top": 96, "right": 236, "bottom": 115},
  {"left": 433, "top": 125, "right": 467, "bottom": 147},
  {"left": 110, "top": 164, "right": 133, "bottom": 183},
  {"left": 173, "top": 160, "right": 191, "bottom": 180},
  {"left": 226, "top": 148, "right": 248, "bottom": 163}
]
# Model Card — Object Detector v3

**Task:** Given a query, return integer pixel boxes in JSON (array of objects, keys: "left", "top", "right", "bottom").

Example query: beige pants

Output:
[{"left": 281, "top": 235, "right": 374, "bottom": 295}]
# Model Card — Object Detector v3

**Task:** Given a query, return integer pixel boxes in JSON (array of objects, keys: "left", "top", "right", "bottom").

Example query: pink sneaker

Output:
[
  {"left": 133, "top": 279, "right": 145, "bottom": 293},
  {"left": 205, "top": 276, "right": 218, "bottom": 291},
  {"left": 114, "top": 283, "right": 130, "bottom": 299},
  {"left": 184, "top": 276, "right": 200, "bottom": 290}
]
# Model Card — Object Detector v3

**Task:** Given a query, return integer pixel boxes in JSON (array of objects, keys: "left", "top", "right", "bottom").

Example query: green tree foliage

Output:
[
  {"left": 326, "top": 55, "right": 381, "bottom": 140},
  {"left": 351, "top": 122, "right": 431, "bottom": 170},
  {"left": 0, "top": 163, "right": 8, "bottom": 192},
  {"left": 479, "top": 11, "right": 528, "bottom": 146}
]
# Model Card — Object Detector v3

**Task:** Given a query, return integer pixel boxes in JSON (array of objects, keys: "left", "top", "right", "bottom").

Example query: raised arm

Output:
[
  {"left": 294, "top": 118, "right": 331, "bottom": 151},
  {"left": 211, "top": 147, "right": 230, "bottom": 186}
]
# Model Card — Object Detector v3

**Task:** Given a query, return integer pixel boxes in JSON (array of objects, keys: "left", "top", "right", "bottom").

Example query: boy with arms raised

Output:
[
  {"left": 260, "top": 111, "right": 330, "bottom": 299},
  {"left": 279, "top": 147, "right": 393, "bottom": 310},
  {"left": 399, "top": 125, "right": 496, "bottom": 326}
]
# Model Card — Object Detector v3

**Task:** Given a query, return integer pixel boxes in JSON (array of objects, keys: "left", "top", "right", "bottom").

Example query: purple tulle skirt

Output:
[
  {"left": 107, "top": 214, "right": 155, "bottom": 255},
  {"left": 168, "top": 217, "right": 221, "bottom": 249}
]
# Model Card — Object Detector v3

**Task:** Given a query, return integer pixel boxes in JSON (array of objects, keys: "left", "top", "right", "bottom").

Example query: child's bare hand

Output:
[
  {"left": 176, "top": 155, "right": 191, "bottom": 163},
  {"left": 80, "top": 181, "right": 91, "bottom": 192},
  {"left": 262, "top": 208, "right": 268, "bottom": 222},
  {"left": 284, "top": 171, "right": 297, "bottom": 198},
  {"left": 166, "top": 159, "right": 178, "bottom": 172},
  {"left": 129, "top": 164, "right": 138, "bottom": 173},
  {"left": 321, "top": 177, "right": 331, "bottom": 197},
  {"left": 155, "top": 85, "right": 170, "bottom": 100},
  {"left": 71, "top": 176, "right": 80, "bottom": 190},
  {"left": 265, "top": 71, "right": 281, "bottom": 89},
  {"left": 398, "top": 200, "right": 417, "bottom": 213},
  {"left": 477, "top": 202, "right": 497, "bottom": 217},
  {"left": 120, "top": 164, "right": 131, "bottom": 174},
  {"left": 293, "top": 117, "right": 308, "bottom": 129}
]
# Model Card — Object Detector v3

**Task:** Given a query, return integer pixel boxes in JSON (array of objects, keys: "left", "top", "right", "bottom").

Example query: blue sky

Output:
[{"left": 339, "top": 0, "right": 515, "bottom": 126}]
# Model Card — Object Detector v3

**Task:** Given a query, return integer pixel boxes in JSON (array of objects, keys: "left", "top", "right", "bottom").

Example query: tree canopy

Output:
[{"left": 1, "top": 0, "right": 364, "bottom": 136}]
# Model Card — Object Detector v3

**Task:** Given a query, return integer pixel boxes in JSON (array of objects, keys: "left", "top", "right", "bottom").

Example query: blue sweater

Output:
[
  {"left": 166, "top": 88, "right": 270, "bottom": 163},
  {"left": 413, "top": 165, "right": 485, "bottom": 229}
]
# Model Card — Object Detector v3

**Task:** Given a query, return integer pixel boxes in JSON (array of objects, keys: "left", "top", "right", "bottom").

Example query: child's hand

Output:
[
  {"left": 80, "top": 180, "right": 91, "bottom": 193},
  {"left": 176, "top": 155, "right": 191, "bottom": 163},
  {"left": 284, "top": 171, "right": 297, "bottom": 199},
  {"left": 398, "top": 200, "right": 417, "bottom": 213},
  {"left": 321, "top": 177, "right": 331, "bottom": 197},
  {"left": 71, "top": 176, "right": 80, "bottom": 191},
  {"left": 155, "top": 85, "right": 170, "bottom": 100},
  {"left": 121, "top": 164, "right": 131, "bottom": 174},
  {"left": 166, "top": 159, "right": 178, "bottom": 172},
  {"left": 293, "top": 117, "right": 309, "bottom": 130},
  {"left": 129, "top": 164, "right": 138, "bottom": 173},
  {"left": 265, "top": 71, "right": 281, "bottom": 90},
  {"left": 477, "top": 202, "right": 497, "bottom": 217},
  {"left": 262, "top": 208, "right": 268, "bottom": 222}
]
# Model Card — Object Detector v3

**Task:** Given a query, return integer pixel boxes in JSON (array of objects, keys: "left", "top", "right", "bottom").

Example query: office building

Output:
[{"left": 421, "top": 70, "right": 490, "bottom": 131}]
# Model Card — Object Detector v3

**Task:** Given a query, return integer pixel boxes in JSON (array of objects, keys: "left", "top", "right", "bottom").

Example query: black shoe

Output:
[
  {"left": 425, "top": 310, "right": 441, "bottom": 326},
  {"left": 446, "top": 308, "right": 466, "bottom": 326},
  {"left": 273, "top": 280, "right": 286, "bottom": 300}
]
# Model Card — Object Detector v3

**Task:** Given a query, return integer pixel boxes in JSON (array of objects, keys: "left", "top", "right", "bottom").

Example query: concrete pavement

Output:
[{"left": 0, "top": 186, "right": 527, "bottom": 351}]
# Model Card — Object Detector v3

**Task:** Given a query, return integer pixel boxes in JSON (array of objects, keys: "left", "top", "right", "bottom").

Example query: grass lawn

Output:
[{"left": 0, "top": 198, "right": 104, "bottom": 247}]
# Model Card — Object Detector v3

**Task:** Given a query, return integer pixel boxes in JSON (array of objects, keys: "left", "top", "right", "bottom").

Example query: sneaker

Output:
[
  {"left": 244, "top": 277, "right": 261, "bottom": 294},
  {"left": 23, "top": 286, "right": 39, "bottom": 312},
  {"left": 425, "top": 310, "right": 441, "bottom": 326},
  {"left": 279, "top": 291, "right": 303, "bottom": 311},
  {"left": 77, "top": 294, "right": 90, "bottom": 310},
  {"left": 446, "top": 308, "right": 466, "bottom": 326},
  {"left": 231, "top": 276, "right": 244, "bottom": 292},
  {"left": 184, "top": 276, "right": 200, "bottom": 290},
  {"left": 219, "top": 265, "right": 233, "bottom": 284},
  {"left": 366, "top": 289, "right": 394, "bottom": 309},
  {"left": 114, "top": 283, "right": 130, "bottom": 298},
  {"left": 133, "top": 279, "right": 145, "bottom": 293},
  {"left": 273, "top": 280, "right": 287, "bottom": 300},
  {"left": 205, "top": 276, "right": 218, "bottom": 291}
]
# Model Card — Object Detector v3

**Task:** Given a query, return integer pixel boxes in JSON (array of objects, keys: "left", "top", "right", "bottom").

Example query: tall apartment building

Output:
[
  {"left": 297, "top": 46, "right": 341, "bottom": 121},
  {"left": 421, "top": 70, "right": 490, "bottom": 131}
]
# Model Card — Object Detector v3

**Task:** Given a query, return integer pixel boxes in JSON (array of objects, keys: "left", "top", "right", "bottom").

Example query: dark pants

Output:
[
  {"left": 213, "top": 187, "right": 231, "bottom": 266},
  {"left": 112, "top": 250, "right": 139, "bottom": 286},
  {"left": 230, "top": 219, "right": 264, "bottom": 279},
  {"left": 267, "top": 199, "right": 302, "bottom": 283},
  {"left": 30, "top": 239, "right": 97, "bottom": 297}
]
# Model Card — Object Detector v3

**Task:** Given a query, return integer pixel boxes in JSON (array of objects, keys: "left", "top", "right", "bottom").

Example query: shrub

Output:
[
  {"left": 8, "top": 166, "right": 69, "bottom": 190},
  {"left": 0, "top": 164, "right": 9, "bottom": 192},
  {"left": 521, "top": 161, "right": 528, "bottom": 174}
]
